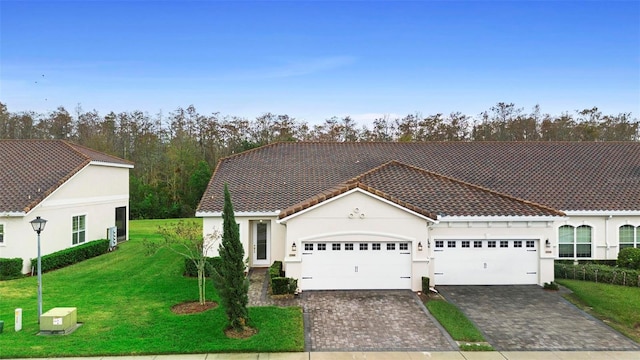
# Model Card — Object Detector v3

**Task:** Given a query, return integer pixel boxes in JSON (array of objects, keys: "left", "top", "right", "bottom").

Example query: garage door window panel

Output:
[
  {"left": 488, "top": 241, "right": 496, "bottom": 248},
  {"left": 318, "top": 243, "right": 326, "bottom": 250},
  {"left": 500, "top": 241, "right": 508, "bottom": 248},
  {"left": 435, "top": 241, "right": 443, "bottom": 248},
  {"left": 462, "top": 241, "right": 470, "bottom": 248},
  {"left": 474, "top": 241, "right": 482, "bottom": 248},
  {"left": 387, "top": 243, "right": 396, "bottom": 250},
  {"left": 448, "top": 241, "right": 456, "bottom": 248},
  {"left": 372, "top": 243, "right": 381, "bottom": 250},
  {"left": 332, "top": 243, "right": 341, "bottom": 251},
  {"left": 399, "top": 243, "right": 408, "bottom": 251},
  {"left": 305, "top": 243, "right": 313, "bottom": 251},
  {"left": 360, "top": 243, "right": 368, "bottom": 250}
]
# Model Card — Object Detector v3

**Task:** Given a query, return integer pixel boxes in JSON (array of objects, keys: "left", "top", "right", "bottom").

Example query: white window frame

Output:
[
  {"left": 619, "top": 225, "right": 639, "bottom": 249},
  {"left": 558, "top": 224, "right": 593, "bottom": 259},
  {"left": 72, "top": 214, "right": 87, "bottom": 245},
  {"left": 0, "top": 223, "right": 4, "bottom": 244}
]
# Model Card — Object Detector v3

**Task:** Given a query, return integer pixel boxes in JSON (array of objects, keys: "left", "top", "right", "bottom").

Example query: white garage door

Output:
[
  {"left": 300, "top": 241, "right": 412, "bottom": 290},
  {"left": 434, "top": 239, "right": 539, "bottom": 285}
]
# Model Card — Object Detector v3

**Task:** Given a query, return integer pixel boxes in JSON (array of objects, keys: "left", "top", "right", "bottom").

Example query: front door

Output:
[{"left": 252, "top": 221, "right": 270, "bottom": 266}]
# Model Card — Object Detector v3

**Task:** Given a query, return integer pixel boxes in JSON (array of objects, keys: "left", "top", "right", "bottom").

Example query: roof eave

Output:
[{"left": 438, "top": 215, "right": 566, "bottom": 222}]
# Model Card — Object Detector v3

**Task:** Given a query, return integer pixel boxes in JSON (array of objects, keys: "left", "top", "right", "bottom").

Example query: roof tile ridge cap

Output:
[
  {"left": 62, "top": 140, "right": 93, "bottom": 162},
  {"left": 386, "top": 160, "right": 565, "bottom": 216},
  {"left": 354, "top": 183, "right": 438, "bottom": 220},
  {"left": 218, "top": 141, "right": 283, "bottom": 162},
  {"left": 347, "top": 160, "right": 402, "bottom": 183},
  {"left": 65, "top": 140, "right": 133, "bottom": 164},
  {"left": 196, "top": 158, "right": 226, "bottom": 211}
]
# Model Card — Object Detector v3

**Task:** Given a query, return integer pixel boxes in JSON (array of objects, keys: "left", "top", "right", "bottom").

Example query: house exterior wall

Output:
[
  {"left": 202, "top": 215, "right": 286, "bottom": 268},
  {"left": 0, "top": 164, "right": 130, "bottom": 273},
  {"left": 554, "top": 214, "right": 640, "bottom": 261},
  {"left": 429, "top": 220, "right": 556, "bottom": 286},
  {"left": 281, "top": 190, "right": 431, "bottom": 291}
]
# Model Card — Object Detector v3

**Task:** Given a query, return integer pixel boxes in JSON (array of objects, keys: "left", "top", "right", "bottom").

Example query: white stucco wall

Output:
[
  {"left": 281, "top": 190, "right": 432, "bottom": 291},
  {"left": 202, "top": 215, "right": 286, "bottom": 267},
  {"left": 554, "top": 214, "right": 640, "bottom": 261},
  {"left": 0, "top": 163, "right": 130, "bottom": 273}
]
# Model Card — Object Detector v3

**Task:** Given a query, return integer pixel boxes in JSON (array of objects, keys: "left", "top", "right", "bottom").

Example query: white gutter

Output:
[
  {"left": 195, "top": 211, "right": 281, "bottom": 218},
  {"left": 89, "top": 161, "right": 134, "bottom": 169},
  {"left": 563, "top": 210, "right": 640, "bottom": 216},
  {"left": 438, "top": 215, "right": 565, "bottom": 222},
  {"left": 0, "top": 212, "right": 26, "bottom": 217}
]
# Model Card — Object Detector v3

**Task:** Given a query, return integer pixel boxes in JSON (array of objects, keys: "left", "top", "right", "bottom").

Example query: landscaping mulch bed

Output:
[{"left": 171, "top": 301, "right": 217, "bottom": 314}]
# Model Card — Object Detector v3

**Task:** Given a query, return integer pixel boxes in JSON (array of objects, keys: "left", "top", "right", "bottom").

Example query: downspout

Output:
[{"left": 605, "top": 215, "right": 612, "bottom": 259}]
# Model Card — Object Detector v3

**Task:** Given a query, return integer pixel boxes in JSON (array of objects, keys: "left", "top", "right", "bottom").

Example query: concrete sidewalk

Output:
[{"left": 11, "top": 351, "right": 640, "bottom": 360}]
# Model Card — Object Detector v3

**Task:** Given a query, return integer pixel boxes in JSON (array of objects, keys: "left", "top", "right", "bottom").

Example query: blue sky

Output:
[{"left": 1, "top": 0, "right": 638, "bottom": 124}]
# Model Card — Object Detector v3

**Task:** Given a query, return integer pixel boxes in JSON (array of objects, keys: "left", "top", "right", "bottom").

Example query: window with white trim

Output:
[
  {"left": 619, "top": 225, "right": 639, "bottom": 249},
  {"left": 559, "top": 225, "right": 592, "bottom": 258},
  {"left": 0, "top": 224, "right": 4, "bottom": 243},
  {"left": 72, "top": 215, "right": 86, "bottom": 245}
]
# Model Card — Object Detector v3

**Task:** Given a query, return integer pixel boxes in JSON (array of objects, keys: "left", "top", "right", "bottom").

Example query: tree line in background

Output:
[{"left": 1, "top": 101, "right": 638, "bottom": 219}]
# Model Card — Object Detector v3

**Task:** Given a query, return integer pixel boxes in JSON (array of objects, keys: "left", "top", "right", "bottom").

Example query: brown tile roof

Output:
[
  {"left": 0, "top": 140, "right": 133, "bottom": 214},
  {"left": 278, "top": 161, "right": 564, "bottom": 219},
  {"left": 197, "top": 142, "right": 640, "bottom": 216}
]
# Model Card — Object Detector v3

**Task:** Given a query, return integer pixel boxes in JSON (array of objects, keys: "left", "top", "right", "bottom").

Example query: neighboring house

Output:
[
  {"left": 196, "top": 142, "right": 640, "bottom": 291},
  {"left": 0, "top": 140, "right": 133, "bottom": 273}
]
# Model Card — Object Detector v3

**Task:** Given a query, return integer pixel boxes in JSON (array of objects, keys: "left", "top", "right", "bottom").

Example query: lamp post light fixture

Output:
[{"left": 30, "top": 216, "right": 47, "bottom": 321}]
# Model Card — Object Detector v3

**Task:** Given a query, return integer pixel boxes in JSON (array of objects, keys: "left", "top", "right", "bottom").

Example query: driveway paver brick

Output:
[
  {"left": 302, "top": 290, "right": 456, "bottom": 352},
  {"left": 438, "top": 285, "right": 640, "bottom": 351}
]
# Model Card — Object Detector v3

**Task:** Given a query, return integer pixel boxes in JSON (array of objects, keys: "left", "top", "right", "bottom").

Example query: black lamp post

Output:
[{"left": 30, "top": 216, "right": 47, "bottom": 321}]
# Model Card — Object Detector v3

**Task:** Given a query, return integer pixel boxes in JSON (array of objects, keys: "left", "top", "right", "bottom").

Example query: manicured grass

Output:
[
  {"left": 556, "top": 279, "right": 640, "bottom": 343},
  {"left": 425, "top": 299, "right": 486, "bottom": 343},
  {"left": 0, "top": 219, "right": 304, "bottom": 358}
]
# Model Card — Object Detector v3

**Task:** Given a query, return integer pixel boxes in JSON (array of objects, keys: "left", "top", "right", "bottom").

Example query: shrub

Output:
[
  {"left": 555, "top": 262, "right": 640, "bottom": 287},
  {"left": 543, "top": 281, "right": 559, "bottom": 290},
  {"left": 184, "top": 257, "right": 221, "bottom": 277},
  {"left": 269, "top": 261, "right": 284, "bottom": 279},
  {"left": 268, "top": 261, "right": 296, "bottom": 295},
  {"left": 421, "top": 276, "right": 430, "bottom": 293},
  {"left": 617, "top": 248, "right": 640, "bottom": 270},
  {"left": 31, "top": 240, "right": 109, "bottom": 273},
  {"left": 271, "top": 277, "right": 298, "bottom": 295},
  {"left": 0, "top": 258, "right": 23, "bottom": 279}
]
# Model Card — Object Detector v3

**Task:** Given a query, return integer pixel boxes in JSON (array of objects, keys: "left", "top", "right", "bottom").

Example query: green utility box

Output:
[{"left": 40, "top": 307, "right": 77, "bottom": 334}]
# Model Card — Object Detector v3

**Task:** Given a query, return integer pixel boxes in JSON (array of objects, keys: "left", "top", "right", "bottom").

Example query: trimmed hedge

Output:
[
  {"left": 269, "top": 261, "right": 284, "bottom": 279},
  {"left": 271, "top": 276, "right": 298, "bottom": 295},
  {"left": 555, "top": 262, "right": 640, "bottom": 287},
  {"left": 268, "top": 261, "right": 297, "bottom": 295},
  {"left": 183, "top": 257, "right": 222, "bottom": 277},
  {"left": 617, "top": 248, "right": 640, "bottom": 270},
  {"left": 31, "top": 240, "right": 110, "bottom": 273},
  {"left": 0, "top": 258, "right": 23, "bottom": 279}
]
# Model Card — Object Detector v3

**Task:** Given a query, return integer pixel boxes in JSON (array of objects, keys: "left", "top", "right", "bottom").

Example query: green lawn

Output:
[
  {"left": 425, "top": 299, "right": 488, "bottom": 344},
  {"left": 556, "top": 279, "right": 640, "bottom": 343},
  {"left": 0, "top": 219, "right": 304, "bottom": 358}
]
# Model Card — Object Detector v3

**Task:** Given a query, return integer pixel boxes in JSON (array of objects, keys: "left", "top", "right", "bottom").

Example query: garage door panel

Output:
[
  {"left": 301, "top": 241, "right": 411, "bottom": 290},
  {"left": 434, "top": 239, "right": 538, "bottom": 285}
]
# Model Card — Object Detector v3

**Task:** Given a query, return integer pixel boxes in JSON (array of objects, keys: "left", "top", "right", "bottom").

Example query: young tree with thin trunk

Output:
[
  {"left": 145, "top": 220, "right": 218, "bottom": 305},
  {"left": 212, "top": 184, "right": 251, "bottom": 333}
]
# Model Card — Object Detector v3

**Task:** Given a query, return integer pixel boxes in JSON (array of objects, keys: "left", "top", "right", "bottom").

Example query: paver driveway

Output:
[
  {"left": 301, "top": 290, "right": 456, "bottom": 352},
  {"left": 438, "top": 285, "right": 640, "bottom": 351}
]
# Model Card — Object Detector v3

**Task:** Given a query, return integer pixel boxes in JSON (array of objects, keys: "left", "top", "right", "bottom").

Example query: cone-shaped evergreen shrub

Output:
[{"left": 212, "top": 184, "right": 250, "bottom": 331}]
